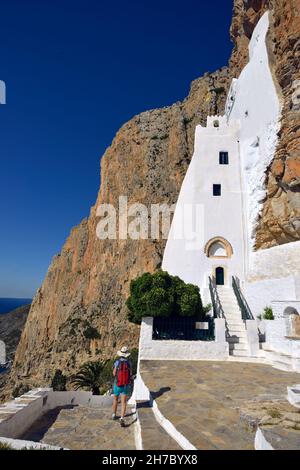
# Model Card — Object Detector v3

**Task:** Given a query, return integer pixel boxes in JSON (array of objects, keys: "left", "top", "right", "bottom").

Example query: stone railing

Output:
[{"left": 0, "top": 388, "right": 113, "bottom": 440}]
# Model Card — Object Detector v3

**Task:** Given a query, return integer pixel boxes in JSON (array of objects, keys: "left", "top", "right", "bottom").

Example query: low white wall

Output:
[
  {"left": 255, "top": 427, "right": 274, "bottom": 450},
  {"left": 248, "top": 241, "right": 300, "bottom": 285},
  {"left": 139, "top": 317, "right": 228, "bottom": 361},
  {"left": 0, "top": 436, "right": 68, "bottom": 450},
  {"left": 287, "top": 385, "right": 300, "bottom": 409},
  {"left": 244, "top": 276, "right": 299, "bottom": 318},
  {"left": 271, "top": 301, "right": 300, "bottom": 319},
  {"left": 264, "top": 319, "right": 300, "bottom": 366},
  {"left": 245, "top": 320, "right": 259, "bottom": 356},
  {"left": 0, "top": 389, "right": 113, "bottom": 439}
]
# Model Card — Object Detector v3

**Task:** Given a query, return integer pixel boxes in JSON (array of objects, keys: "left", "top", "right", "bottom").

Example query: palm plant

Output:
[{"left": 70, "top": 361, "right": 107, "bottom": 395}]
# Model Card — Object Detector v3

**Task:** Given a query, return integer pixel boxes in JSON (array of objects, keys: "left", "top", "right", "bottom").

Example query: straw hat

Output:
[{"left": 117, "top": 346, "right": 131, "bottom": 358}]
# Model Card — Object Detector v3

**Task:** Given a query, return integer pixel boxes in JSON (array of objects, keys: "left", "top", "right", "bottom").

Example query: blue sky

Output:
[{"left": 0, "top": 0, "right": 233, "bottom": 298}]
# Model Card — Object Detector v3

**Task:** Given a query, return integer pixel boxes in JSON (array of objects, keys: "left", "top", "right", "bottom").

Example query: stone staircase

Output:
[
  {"left": 217, "top": 286, "right": 249, "bottom": 357},
  {"left": 261, "top": 344, "right": 300, "bottom": 372}
]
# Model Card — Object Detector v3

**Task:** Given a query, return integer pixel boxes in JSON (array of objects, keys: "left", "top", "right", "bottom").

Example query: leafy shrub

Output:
[
  {"left": 203, "top": 303, "right": 212, "bottom": 314},
  {"left": 71, "top": 349, "right": 138, "bottom": 396},
  {"left": 83, "top": 325, "right": 101, "bottom": 340},
  {"left": 0, "top": 442, "right": 13, "bottom": 450},
  {"left": 51, "top": 369, "right": 67, "bottom": 391},
  {"left": 268, "top": 408, "right": 282, "bottom": 419},
  {"left": 70, "top": 361, "right": 107, "bottom": 395},
  {"left": 129, "top": 348, "right": 139, "bottom": 377},
  {"left": 12, "top": 383, "right": 30, "bottom": 398},
  {"left": 183, "top": 116, "right": 194, "bottom": 125},
  {"left": 126, "top": 270, "right": 203, "bottom": 324},
  {"left": 262, "top": 306, "right": 274, "bottom": 320},
  {"left": 213, "top": 86, "right": 225, "bottom": 94}
]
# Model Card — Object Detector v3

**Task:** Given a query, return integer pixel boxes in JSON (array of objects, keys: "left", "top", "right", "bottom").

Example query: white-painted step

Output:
[
  {"left": 227, "top": 337, "right": 248, "bottom": 344},
  {"left": 231, "top": 350, "right": 250, "bottom": 357},
  {"left": 229, "top": 343, "right": 248, "bottom": 351}
]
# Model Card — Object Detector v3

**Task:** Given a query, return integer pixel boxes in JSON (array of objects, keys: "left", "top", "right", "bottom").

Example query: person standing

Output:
[{"left": 112, "top": 346, "right": 132, "bottom": 427}]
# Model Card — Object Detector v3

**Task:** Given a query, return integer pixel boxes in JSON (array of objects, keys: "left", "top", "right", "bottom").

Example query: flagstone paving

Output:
[
  {"left": 137, "top": 401, "right": 181, "bottom": 450},
  {"left": 140, "top": 360, "right": 300, "bottom": 450},
  {"left": 40, "top": 406, "right": 136, "bottom": 450}
]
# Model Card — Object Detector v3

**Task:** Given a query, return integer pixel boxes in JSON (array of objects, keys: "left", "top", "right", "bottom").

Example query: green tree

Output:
[
  {"left": 51, "top": 369, "right": 67, "bottom": 391},
  {"left": 70, "top": 361, "right": 107, "bottom": 395},
  {"left": 83, "top": 325, "right": 101, "bottom": 340},
  {"left": 262, "top": 306, "right": 274, "bottom": 320},
  {"left": 126, "top": 270, "right": 203, "bottom": 324},
  {"left": 12, "top": 383, "right": 30, "bottom": 398}
]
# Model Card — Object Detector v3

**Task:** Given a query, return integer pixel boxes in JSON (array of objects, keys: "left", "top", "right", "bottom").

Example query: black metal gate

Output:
[{"left": 152, "top": 315, "right": 215, "bottom": 341}]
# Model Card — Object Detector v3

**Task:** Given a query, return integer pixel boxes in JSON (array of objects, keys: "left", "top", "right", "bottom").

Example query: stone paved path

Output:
[
  {"left": 41, "top": 405, "right": 136, "bottom": 450},
  {"left": 137, "top": 402, "right": 181, "bottom": 450},
  {"left": 140, "top": 360, "right": 300, "bottom": 450},
  {"left": 20, "top": 406, "right": 74, "bottom": 443}
]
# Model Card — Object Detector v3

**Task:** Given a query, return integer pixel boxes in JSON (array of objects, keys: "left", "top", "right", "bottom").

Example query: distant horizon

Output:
[
  {"left": 0, "top": 297, "right": 32, "bottom": 300},
  {"left": 0, "top": 297, "right": 32, "bottom": 315},
  {"left": 0, "top": 0, "right": 233, "bottom": 297}
]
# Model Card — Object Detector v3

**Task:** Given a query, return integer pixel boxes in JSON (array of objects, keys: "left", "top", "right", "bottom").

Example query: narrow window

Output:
[
  {"left": 219, "top": 151, "right": 229, "bottom": 165},
  {"left": 213, "top": 184, "right": 221, "bottom": 196},
  {"left": 213, "top": 120, "right": 219, "bottom": 128}
]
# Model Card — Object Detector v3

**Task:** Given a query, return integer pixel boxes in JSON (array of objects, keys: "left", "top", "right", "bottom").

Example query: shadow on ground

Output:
[
  {"left": 151, "top": 387, "right": 171, "bottom": 400},
  {"left": 20, "top": 405, "right": 77, "bottom": 442}
]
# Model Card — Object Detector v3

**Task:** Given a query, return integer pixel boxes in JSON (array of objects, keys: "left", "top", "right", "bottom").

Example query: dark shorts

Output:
[{"left": 113, "top": 384, "right": 130, "bottom": 396}]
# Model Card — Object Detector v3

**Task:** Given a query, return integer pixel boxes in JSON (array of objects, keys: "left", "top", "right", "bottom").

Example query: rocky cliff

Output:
[
  {"left": 0, "top": 304, "right": 30, "bottom": 364},
  {"left": 0, "top": 305, "right": 30, "bottom": 395},
  {"left": 2, "top": 0, "right": 300, "bottom": 398},
  {"left": 4, "top": 68, "right": 230, "bottom": 395}
]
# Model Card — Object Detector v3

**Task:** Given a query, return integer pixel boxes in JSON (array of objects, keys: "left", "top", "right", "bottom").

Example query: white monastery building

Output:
[
  {"left": 159, "top": 11, "right": 300, "bottom": 366},
  {"left": 163, "top": 12, "right": 300, "bottom": 314}
]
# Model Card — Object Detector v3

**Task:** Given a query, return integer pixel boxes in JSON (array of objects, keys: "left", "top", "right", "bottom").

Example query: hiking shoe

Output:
[
  {"left": 120, "top": 417, "right": 125, "bottom": 427},
  {"left": 112, "top": 413, "right": 117, "bottom": 420}
]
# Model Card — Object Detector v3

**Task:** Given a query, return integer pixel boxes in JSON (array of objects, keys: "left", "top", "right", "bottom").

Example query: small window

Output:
[
  {"left": 213, "top": 120, "right": 219, "bottom": 128},
  {"left": 219, "top": 151, "right": 229, "bottom": 165},
  {"left": 213, "top": 184, "right": 221, "bottom": 196}
]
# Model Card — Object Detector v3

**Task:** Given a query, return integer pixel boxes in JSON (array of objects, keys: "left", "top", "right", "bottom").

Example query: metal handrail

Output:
[
  {"left": 208, "top": 277, "right": 225, "bottom": 319},
  {"left": 232, "top": 276, "right": 254, "bottom": 320}
]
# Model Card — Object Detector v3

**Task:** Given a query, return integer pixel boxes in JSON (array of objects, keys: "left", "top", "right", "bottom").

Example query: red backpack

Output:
[{"left": 116, "top": 359, "right": 131, "bottom": 387}]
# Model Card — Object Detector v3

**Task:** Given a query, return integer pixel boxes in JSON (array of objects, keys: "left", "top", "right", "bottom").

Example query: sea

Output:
[{"left": 0, "top": 298, "right": 32, "bottom": 315}]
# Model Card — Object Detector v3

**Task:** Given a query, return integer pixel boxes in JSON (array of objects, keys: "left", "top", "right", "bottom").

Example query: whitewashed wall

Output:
[
  {"left": 138, "top": 317, "right": 228, "bottom": 361},
  {"left": 162, "top": 116, "right": 245, "bottom": 289},
  {"left": 271, "top": 301, "right": 300, "bottom": 319},
  {"left": 243, "top": 241, "right": 300, "bottom": 317},
  {"left": 264, "top": 319, "right": 300, "bottom": 368},
  {"left": 244, "top": 276, "right": 299, "bottom": 318},
  {"left": 248, "top": 241, "right": 300, "bottom": 283},
  {"left": 228, "top": 11, "right": 281, "bottom": 256}
]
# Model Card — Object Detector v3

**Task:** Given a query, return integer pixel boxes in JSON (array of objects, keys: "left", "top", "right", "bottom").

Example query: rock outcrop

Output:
[
  {"left": 0, "top": 305, "right": 30, "bottom": 364},
  {"left": 2, "top": 0, "right": 300, "bottom": 398},
  {"left": 3, "top": 69, "right": 230, "bottom": 396}
]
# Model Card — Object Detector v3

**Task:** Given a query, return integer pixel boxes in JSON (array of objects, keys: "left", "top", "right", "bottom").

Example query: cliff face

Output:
[
  {"left": 3, "top": 0, "right": 300, "bottom": 397},
  {"left": 6, "top": 69, "right": 230, "bottom": 393},
  {"left": 0, "top": 305, "right": 30, "bottom": 364}
]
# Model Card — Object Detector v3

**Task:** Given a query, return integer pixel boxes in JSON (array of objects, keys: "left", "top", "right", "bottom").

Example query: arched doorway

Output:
[
  {"left": 204, "top": 237, "right": 233, "bottom": 259},
  {"left": 215, "top": 267, "right": 224, "bottom": 286}
]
